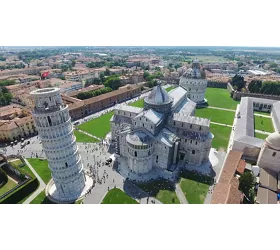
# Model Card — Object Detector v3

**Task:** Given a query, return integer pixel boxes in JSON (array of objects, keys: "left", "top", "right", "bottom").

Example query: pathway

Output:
[
  {"left": 204, "top": 185, "right": 214, "bottom": 204},
  {"left": 255, "top": 129, "right": 271, "bottom": 135},
  {"left": 254, "top": 113, "right": 271, "bottom": 118},
  {"left": 206, "top": 106, "right": 236, "bottom": 112},
  {"left": 175, "top": 183, "right": 188, "bottom": 204},
  {"left": 76, "top": 128, "right": 102, "bottom": 141},
  {"left": 22, "top": 158, "right": 46, "bottom": 204},
  {"left": 210, "top": 121, "right": 233, "bottom": 127}
]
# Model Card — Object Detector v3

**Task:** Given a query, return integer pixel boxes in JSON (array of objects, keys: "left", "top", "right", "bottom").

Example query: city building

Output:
[
  {"left": 110, "top": 83, "right": 213, "bottom": 181},
  {"left": 64, "top": 84, "right": 142, "bottom": 120},
  {"left": 0, "top": 66, "right": 51, "bottom": 78},
  {"left": 211, "top": 150, "right": 243, "bottom": 204},
  {"left": 179, "top": 60, "right": 208, "bottom": 104},
  {"left": 30, "top": 87, "right": 93, "bottom": 203},
  {"left": 0, "top": 105, "right": 36, "bottom": 142}
]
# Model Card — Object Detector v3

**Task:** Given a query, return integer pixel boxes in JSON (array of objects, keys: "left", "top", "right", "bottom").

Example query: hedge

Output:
[
  {"left": 0, "top": 178, "right": 39, "bottom": 204},
  {"left": 0, "top": 168, "right": 8, "bottom": 188}
]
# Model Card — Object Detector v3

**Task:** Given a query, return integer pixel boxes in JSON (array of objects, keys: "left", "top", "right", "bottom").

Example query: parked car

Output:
[{"left": 105, "top": 158, "right": 113, "bottom": 165}]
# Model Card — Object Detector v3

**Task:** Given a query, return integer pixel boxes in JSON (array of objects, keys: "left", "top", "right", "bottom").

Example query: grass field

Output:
[
  {"left": 9, "top": 159, "right": 23, "bottom": 167},
  {"left": 180, "top": 178, "right": 209, "bottom": 204},
  {"left": 210, "top": 124, "right": 232, "bottom": 150},
  {"left": 101, "top": 188, "right": 138, "bottom": 204},
  {"left": 195, "top": 107, "right": 235, "bottom": 125},
  {"left": 27, "top": 158, "right": 51, "bottom": 184},
  {"left": 254, "top": 132, "right": 268, "bottom": 140},
  {"left": 137, "top": 179, "right": 180, "bottom": 204},
  {"left": 155, "top": 190, "right": 180, "bottom": 204},
  {"left": 0, "top": 178, "right": 17, "bottom": 196},
  {"left": 165, "top": 86, "right": 176, "bottom": 92},
  {"left": 254, "top": 115, "right": 274, "bottom": 133},
  {"left": 129, "top": 98, "right": 144, "bottom": 108},
  {"left": 78, "top": 111, "right": 114, "bottom": 139},
  {"left": 74, "top": 130, "right": 100, "bottom": 143},
  {"left": 205, "top": 88, "right": 239, "bottom": 109}
]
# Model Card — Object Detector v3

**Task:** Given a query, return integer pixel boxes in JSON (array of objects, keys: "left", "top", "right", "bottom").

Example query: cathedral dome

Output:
[
  {"left": 266, "top": 132, "right": 280, "bottom": 150},
  {"left": 126, "top": 131, "right": 152, "bottom": 147},
  {"left": 145, "top": 84, "right": 171, "bottom": 105}
]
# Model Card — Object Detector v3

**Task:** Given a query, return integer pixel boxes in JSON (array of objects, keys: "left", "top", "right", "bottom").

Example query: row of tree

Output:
[
  {"left": 0, "top": 80, "right": 16, "bottom": 87},
  {"left": 0, "top": 86, "right": 13, "bottom": 106},
  {"left": 77, "top": 87, "right": 112, "bottom": 100},
  {"left": 0, "top": 63, "right": 26, "bottom": 70},
  {"left": 248, "top": 80, "right": 280, "bottom": 95}
]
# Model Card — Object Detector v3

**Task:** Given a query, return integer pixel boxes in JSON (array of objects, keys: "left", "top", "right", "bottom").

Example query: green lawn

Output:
[
  {"left": 129, "top": 98, "right": 144, "bottom": 108},
  {"left": 9, "top": 159, "right": 23, "bottom": 167},
  {"left": 27, "top": 158, "right": 51, "bottom": 184},
  {"left": 165, "top": 86, "right": 176, "bottom": 92},
  {"left": 9, "top": 158, "right": 35, "bottom": 178},
  {"left": 210, "top": 123, "right": 232, "bottom": 150},
  {"left": 155, "top": 190, "right": 180, "bottom": 204},
  {"left": 74, "top": 130, "right": 100, "bottom": 143},
  {"left": 137, "top": 179, "right": 180, "bottom": 204},
  {"left": 254, "top": 132, "right": 268, "bottom": 140},
  {"left": 205, "top": 88, "right": 239, "bottom": 109},
  {"left": 30, "top": 190, "right": 56, "bottom": 204},
  {"left": 101, "top": 188, "right": 138, "bottom": 204},
  {"left": 78, "top": 111, "right": 114, "bottom": 139},
  {"left": 254, "top": 115, "right": 274, "bottom": 133},
  {"left": 180, "top": 178, "right": 209, "bottom": 204},
  {"left": 195, "top": 107, "right": 234, "bottom": 125},
  {"left": 0, "top": 178, "right": 17, "bottom": 196}
]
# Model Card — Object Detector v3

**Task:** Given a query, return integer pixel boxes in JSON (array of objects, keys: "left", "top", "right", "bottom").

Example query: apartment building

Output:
[{"left": 0, "top": 105, "right": 36, "bottom": 142}]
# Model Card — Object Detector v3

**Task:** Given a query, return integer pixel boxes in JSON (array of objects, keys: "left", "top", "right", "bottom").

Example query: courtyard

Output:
[{"left": 254, "top": 115, "right": 274, "bottom": 133}]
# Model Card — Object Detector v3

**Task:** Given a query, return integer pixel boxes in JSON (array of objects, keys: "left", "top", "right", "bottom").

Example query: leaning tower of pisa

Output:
[{"left": 30, "top": 87, "right": 92, "bottom": 203}]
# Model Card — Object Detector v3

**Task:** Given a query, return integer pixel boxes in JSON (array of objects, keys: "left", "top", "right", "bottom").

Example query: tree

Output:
[
  {"left": 143, "top": 71, "right": 150, "bottom": 80},
  {"left": 248, "top": 80, "right": 262, "bottom": 93},
  {"left": 104, "top": 68, "right": 110, "bottom": 76},
  {"left": 104, "top": 76, "right": 121, "bottom": 90},
  {"left": 71, "top": 60, "right": 76, "bottom": 67},
  {"left": 239, "top": 171, "right": 256, "bottom": 203},
  {"left": 231, "top": 74, "right": 246, "bottom": 91},
  {"left": 237, "top": 62, "right": 243, "bottom": 68}
]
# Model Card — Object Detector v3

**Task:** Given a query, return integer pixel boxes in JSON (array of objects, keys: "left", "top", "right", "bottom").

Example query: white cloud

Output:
[{"left": 1, "top": 0, "right": 280, "bottom": 47}]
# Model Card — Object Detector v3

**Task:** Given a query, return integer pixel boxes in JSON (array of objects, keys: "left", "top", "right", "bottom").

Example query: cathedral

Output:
[{"left": 110, "top": 61, "right": 213, "bottom": 181}]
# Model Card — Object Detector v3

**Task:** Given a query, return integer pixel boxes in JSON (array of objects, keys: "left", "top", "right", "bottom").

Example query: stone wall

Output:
[{"left": 207, "top": 81, "right": 228, "bottom": 89}]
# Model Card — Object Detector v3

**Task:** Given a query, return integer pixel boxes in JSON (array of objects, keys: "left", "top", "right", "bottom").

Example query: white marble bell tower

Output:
[{"left": 30, "top": 87, "right": 92, "bottom": 203}]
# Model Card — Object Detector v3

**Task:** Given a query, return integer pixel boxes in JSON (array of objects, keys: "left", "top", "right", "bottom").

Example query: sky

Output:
[{"left": 1, "top": 0, "right": 280, "bottom": 47}]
